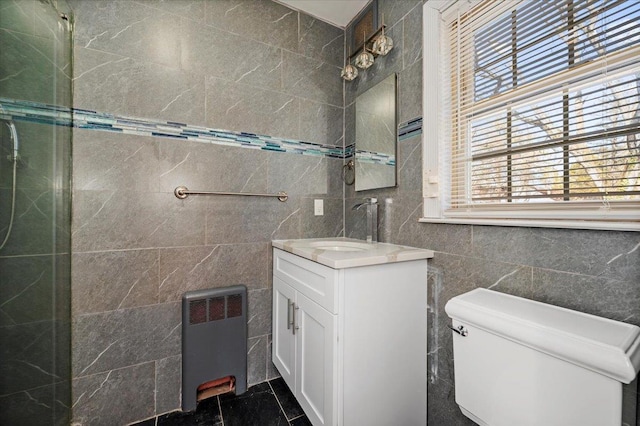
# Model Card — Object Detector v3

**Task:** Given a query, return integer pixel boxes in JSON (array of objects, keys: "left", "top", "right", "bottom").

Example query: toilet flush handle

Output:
[{"left": 448, "top": 324, "right": 468, "bottom": 337}]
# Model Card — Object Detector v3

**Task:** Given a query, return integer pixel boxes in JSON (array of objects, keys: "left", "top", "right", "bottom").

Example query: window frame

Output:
[{"left": 421, "top": 0, "right": 640, "bottom": 231}]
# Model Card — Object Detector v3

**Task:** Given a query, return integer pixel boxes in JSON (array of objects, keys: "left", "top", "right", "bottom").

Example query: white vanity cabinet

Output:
[{"left": 271, "top": 244, "right": 431, "bottom": 426}]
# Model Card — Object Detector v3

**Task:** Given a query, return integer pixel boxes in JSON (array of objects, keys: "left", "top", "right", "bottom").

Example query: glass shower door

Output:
[{"left": 0, "top": 1, "right": 73, "bottom": 424}]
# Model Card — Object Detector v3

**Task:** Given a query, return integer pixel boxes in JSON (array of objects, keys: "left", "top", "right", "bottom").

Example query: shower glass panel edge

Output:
[{"left": 0, "top": 1, "right": 73, "bottom": 425}]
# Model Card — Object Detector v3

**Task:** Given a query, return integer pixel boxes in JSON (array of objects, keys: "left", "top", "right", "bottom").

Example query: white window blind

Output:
[{"left": 439, "top": 0, "right": 640, "bottom": 228}]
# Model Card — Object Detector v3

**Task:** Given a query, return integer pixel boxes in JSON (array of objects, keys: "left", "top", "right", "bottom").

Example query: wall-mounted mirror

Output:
[{"left": 355, "top": 73, "right": 397, "bottom": 191}]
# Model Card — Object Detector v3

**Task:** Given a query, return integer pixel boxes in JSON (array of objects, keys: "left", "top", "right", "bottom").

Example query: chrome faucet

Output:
[{"left": 352, "top": 198, "right": 378, "bottom": 243}]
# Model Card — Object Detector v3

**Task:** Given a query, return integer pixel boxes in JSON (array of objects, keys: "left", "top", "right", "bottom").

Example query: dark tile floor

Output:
[{"left": 131, "top": 378, "right": 312, "bottom": 426}]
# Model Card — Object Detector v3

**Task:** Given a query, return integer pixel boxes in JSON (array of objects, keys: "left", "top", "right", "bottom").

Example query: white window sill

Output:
[{"left": 418, "top": 217, "right": 640, "bottom": 232}]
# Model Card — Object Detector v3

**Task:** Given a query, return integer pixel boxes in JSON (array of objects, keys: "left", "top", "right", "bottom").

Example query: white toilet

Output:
[{"left": 446, "top": 288, "right": 640, "bottom": 426}]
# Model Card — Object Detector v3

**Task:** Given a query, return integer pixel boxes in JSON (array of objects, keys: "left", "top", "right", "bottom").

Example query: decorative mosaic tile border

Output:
[
  {"left": 398, "top": 117, "right": 423, "bottom": 141},
  {"left": 344, "top": 143, "right": 355, "bottom": 158},
  {"left": 355, "top": 150, "right": 396, "bottom": 166},
  {"left": 0, "top": 98, "right": 423, "bottom": 163},
  {"left": 0, "top": 98, "right": 345, "bottom": 159}
]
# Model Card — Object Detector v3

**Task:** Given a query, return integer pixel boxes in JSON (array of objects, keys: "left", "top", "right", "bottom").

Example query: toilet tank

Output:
[{"left": 445, "top": 289, "right": 640, "bottom": 426}]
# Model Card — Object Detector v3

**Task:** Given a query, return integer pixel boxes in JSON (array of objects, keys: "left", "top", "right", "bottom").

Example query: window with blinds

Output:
[{"left": 441, "top": 0, "right": 640, "bottom": 226}]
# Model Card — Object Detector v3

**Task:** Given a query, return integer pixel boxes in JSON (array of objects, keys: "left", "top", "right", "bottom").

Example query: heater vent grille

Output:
[
  {"left": 188, "top": 294, "right": 244, "bottom": 325},
  {"left": 182, "top": 285, "right": 248, "bottom": 412}
]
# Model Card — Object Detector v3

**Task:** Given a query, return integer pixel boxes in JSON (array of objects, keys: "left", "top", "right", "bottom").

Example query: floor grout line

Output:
[
  {"left": 267, "top": 379, "right": 291, "bottom": 424},
  {"left": 217, "top": 395, "right": 225, "bottom": 426}
]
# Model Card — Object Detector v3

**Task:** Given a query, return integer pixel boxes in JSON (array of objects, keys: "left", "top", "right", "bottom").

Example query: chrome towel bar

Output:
[{"left": 174, "top": 186, "right": 288, "bottom": 202}]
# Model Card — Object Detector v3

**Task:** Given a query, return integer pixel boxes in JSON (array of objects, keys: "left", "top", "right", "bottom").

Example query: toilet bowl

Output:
[{"left": 446, "top": 288, "right": 640, "bottom": 426}]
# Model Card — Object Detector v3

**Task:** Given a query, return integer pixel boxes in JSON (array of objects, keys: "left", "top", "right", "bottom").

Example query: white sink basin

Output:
[{"left": 305, "top": 240, "right": 373, "bottom": 252}]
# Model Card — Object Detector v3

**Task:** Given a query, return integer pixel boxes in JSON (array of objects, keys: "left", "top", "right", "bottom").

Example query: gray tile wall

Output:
[
  {"left": 344, "top": 1, "right": 640, "bottom": 425},
  {"left": 68, "top": 0, "right": 344, "bottom": 423},
  {"left": 0, "top": 1, "right": 72, "bottom": 425}
]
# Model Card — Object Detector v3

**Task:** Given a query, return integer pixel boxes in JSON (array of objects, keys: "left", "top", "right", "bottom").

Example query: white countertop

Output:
[{"left": 272, "top": 238, "right": 434, "bottom": 269}]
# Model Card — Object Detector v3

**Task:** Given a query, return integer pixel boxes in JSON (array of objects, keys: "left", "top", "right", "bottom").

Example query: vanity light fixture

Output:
[
  {"left": 341, "top": 46, "right": 359, "bottom": 81},
  {"left": 354, "top": 31, "right": 374, "bottom": 69},
  {"left": 342, "top": 18, "right": 393, "bottom": 81},
  {"left": 371, "top": 15, "right": 393, "bottom": 56}
]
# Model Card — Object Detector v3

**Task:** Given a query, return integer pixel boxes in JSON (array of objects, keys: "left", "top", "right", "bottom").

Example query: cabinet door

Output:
[
  {"left": 272, "top": 277, "right": 296, "bottom": 390},
  {"left": 295, "top": 292, "right": 337, "bottom": 426}
]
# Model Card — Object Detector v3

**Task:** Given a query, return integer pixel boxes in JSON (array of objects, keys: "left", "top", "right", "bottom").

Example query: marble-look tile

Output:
[
  {"left": 378, "top": 0, "right": 422, "bottom": 30},
  {"left": 427, "top": 375, "right": 475, "bottom": 426},
  {"left": 0, "top": 255, "right": 53, "bottom": 325},
  {"left": 282, "top": 50, "right": 343, "bottom": 107},
  {"left": 34, "top": 0, "right": 67, "bottom": 41},
  {"left": 344, "top": 102, "right": 355, "bottom": 148},
  {"left": 72, "top": 362, "right": 155, "bottom": 426},
  {"left": 73, "top": 129, "right": 160, "bottom": 192},
  {"left": 205, "top": 76, "right": 299, "bottom": 141},
  {"left": 156, "top": 355, "right": 182, "bottom": 414},
  {"left": 247, "top": 336, "right": 267, "bottom": 386},
  {"left": 268, "top": 154, "right": 333, "bottom": 197},
  {"left": 298, "top": 14, "right": 343, "bottom": 67},
  {"left": 219, "top": 381, "right": 288, "bottom": 426},
  {"left": 399, "top": 61, "right": 422, "bottom": 124},
  {"left": 72, "top": 190, "right": 206, "bottom": 251},
  {"left": 0, "top": 0, "right": 36, "bottom": 35},
  {"left": 134, "top": 0, "right": 206, "bottom": 21},
  {"left": 0, "top": 321, "right": 55, "bottom": 394},
  {"left": 71, "top": 0, "right": 183, "bottom": 68},
  {"left": 157, "top": 140, "right": 269, "bottom": 195},
  {"left": 205, "top": 196, "right": 302, "bottom": 244},
  {"left": 158, "top": 243, "right": 269, "bottom": 303},
  {"left": 411, "top": 221, "right": 473, "bottom": 256},
  {"left": 0, "top": 122, "right": 53, "bottom": 191},
  {"left": 402, "top": 4, "right": 423, "bottom": 69},
  {"left": 205, "top": 0, "right": 298, "bottom": 52},
  {"left": 181, "top": 22, "right": 283, "bottom": 92},
  {"left": 0, "top": 28, "right": 57, "bottom": 105},
  {"left": 73, "top": 47, "right": 206, "bottom": 125},
  {"left": 471, "top": 226, "right": 640, "bottom": 282},
  {"left": 0, "top": 188, "right": 55, "bottom": 256},
  {"left": 248, "top": 288, "right": 272, "bottom": 338},
  {"left": 432, "top": 253, "right": 533, "bottom": 302},
  {"left": 300, "top": 197, "right": 344, "bottom": 239},
  {"left": 531, "top": 268, "right": 640, "bottom": 327},
  {"left": 298, "top": 99, "right": 344, "bottom": 146},
  {"left": 327, "top": 157, "right": 348, "bottom": 196},
  {"left": 396, "top": 134, "right": 422, "bottom": 193},
  {"left": 72, "top": 302, "right": 181, "bottom": 376},
  {"left": 0, "top": 383, "right": 66, "bottom": 426},
  {"left": 72, "top": 249, "right": 159, "bottom": 315}
]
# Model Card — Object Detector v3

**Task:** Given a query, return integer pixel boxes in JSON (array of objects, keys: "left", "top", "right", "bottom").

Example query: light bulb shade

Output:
[
  {"left": 354, "top": 50, "right": 374, "bottom": 69},
  {"left": 341, "top": 63, "right": 358, "bottom": 81},
  {"left": 372, "top": 34, "right": 393, "bottom": 56}
]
